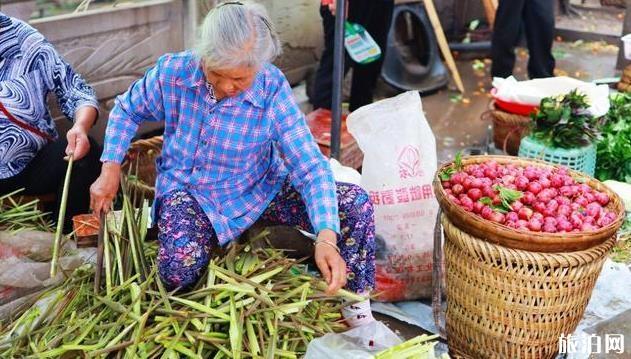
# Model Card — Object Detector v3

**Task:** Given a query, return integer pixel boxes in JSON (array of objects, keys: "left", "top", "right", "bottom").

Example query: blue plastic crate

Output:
[{"left": 518, "top": 136, "right": 596, "bottom": 176}]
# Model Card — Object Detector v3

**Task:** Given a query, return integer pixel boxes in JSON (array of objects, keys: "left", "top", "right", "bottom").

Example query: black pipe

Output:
[
  {"left": 330, "top": 0, "right": 345, "bottom": 160},
  {"left": 448, "top": 41, "right": 491, "bottom": 52}
]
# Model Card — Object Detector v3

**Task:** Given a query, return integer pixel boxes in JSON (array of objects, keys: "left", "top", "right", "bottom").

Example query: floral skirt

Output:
[{"left": 156, "top": 180, "right": 375, "bottom": 292}]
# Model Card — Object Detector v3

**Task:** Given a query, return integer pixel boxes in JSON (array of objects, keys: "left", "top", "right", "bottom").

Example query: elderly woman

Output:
[
  {"left": 90, "top": 1, "right": 375, "bottom": 327},
  {"left": 0, "top": 12, "right": 100, "bottom": 232}
]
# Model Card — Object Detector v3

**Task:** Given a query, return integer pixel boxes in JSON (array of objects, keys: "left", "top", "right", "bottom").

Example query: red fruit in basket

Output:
[
  {"left": 598, "top": 211, "right": 617, "bottom": 227},
  {"left": 487, "top": 160, "right": 499, "bottom": 169},
  {"left": 585, "top": 202, "right": 602, "bottom": 218},
  {"left": 506, "top": 212, "right": 519, "bottom": 223},
  {"left": 557, "top": 204, "right": 571, "bottom": 217},
  {"left": 559, "top": 186, "right": 573, "bottom": 197},
  {"left": 536, "top": 189, "right": 553, "bottom": 204},
  {"left": 511, "top": 200, "right": 524, "bottom": 212},
  {"left": 557, "top": 219, "right": 573, "bottom": 232},
  {"left": 580, "top": 223, "right": 596, "bottom": 231},
  {"left": 463, "top": 177, "right": 474, "bottom": 190},
  {"left": 584, "top": 216, "right": 595, "bottom": 225},
  {"left": 579, "top": 184, "right": 592, "bottom": 194},
  {"left": 524, "top": 168, "right": 538, "bottom": 181},
  {"left": 442, "top": 181, "right": 452, "bottom": 189},
  {"left": 557, "top": 196, "right": 571, "bottom": 206},
  {"left": 482, "top": 186, "right": 496, "bottom": 198},
  {"left": 483, "top": 168, "right": 497, "bottom": 179},
  {"left": 480, "top": 177, "right": 493, "bottom": 187},
  {"left": 543, "top": 224, "right": 557, "bottom": 233},
  {"left": 489, "top": 212, "right": 506, "bottom": 224},
  {"left": 570, "top": 212, "right": 583, "bottom": 227},
  {"left": 445, "top": 189, "right": 453, "bottom": 196},
  {"left": 460, "top": 195, "right": 474, "bottom": 207},
  {"left": 515, "top": 176, "right": 529, "bottom": 190},
  {"left": 472, "top": 170, "right": 484, "bottom": 179},
  {"left": 473, "top": 201, "right": 485, "bottom": 214},
  {"left": 595, "top": 192, "right": 610, "bottom": 206},
  {"left": 467, "top": 188, "right": 483, "bottom": 202},
  {"left": 470, "top": 178, "right": 484, "bottom": 189},
  {"left": 492, "top": 195, "right": 502, "bottom": 206},
  {"left": 481, "top": 206, "right": 493, "bottom": 220},
  {"left": 448, "top": 194, "right": 461, "bottom": 205},
  {"left": 534, "top": 202, "right": 547, "bottom": 214},
  {"left": 517, "top": 219, "right": 529, "bottom": 228},
  {"left": 584, "top": 192, "right": 595, "bottom": 203},
  {"left": 550, "top": 174, "right": 564, "bottom": 188},
  {"left": 532, "top": 212, "right": 544, "bottom": 221},
  {"left": 501, "top": 175, "right": 515, "bottom": 185},
  {"left": 540, "top": 177, "right": 551, "bottom": 189},
  {"left": 452, "top": 184, "right": 464, "bottom": 196},
  {"left": 521, "top": 192, "right": 536, "bottom": 205},
  {"left": 518, "top": 207, "right": 534, "bottom": 220},
  {"left": 575, "top": 196, "right": 589, "bottom": 207},
  {"left": 451, "top": 172, "right": 466, "bottom": 185},
  {"left": 528, "top": 218, "right": 543, "bottom": 232},
  {"left": 527, "top": 181, "right": 543, "bottom": 195},
  {"left": 544, "top": 216, "right": 557, "bottom": 225}
]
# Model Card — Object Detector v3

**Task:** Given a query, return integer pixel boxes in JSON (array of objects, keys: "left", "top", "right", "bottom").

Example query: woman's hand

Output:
[
  {"left": 66, "top": 106, "right": 98, "bottom": 160},
  {"left": 65, "top": 124, "right": 90, "bottom": 160},
  {"left": 314, "top": 229, "right": 348, "bottom": 295},
  {"left": 90, "top": 162, "right": 121, "bottom": 217}
]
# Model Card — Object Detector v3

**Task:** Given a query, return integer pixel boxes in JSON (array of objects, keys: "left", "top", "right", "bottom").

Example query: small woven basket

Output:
[
  {"left": 121, "top": 136, "right": 163, "bottom": 199},
  {"left": 518, "top": 136, "right": 597, "bottom": 177},
  {"left": 441, "top": 215, "right": 615, "bottom": 358},
  {"left": 483, "top": 102, "right": 531, "bottom": 155}
]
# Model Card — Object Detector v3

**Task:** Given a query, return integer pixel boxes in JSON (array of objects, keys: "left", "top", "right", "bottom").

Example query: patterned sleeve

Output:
[
  {"left": 268, "top": 72, "right": 340, "bottom": 235},
  {"left": 38, "top": 41, "right": 98, "bottom": 121},
  {"left": 100, "top": 56, "right": 166, "bottom": 164}
]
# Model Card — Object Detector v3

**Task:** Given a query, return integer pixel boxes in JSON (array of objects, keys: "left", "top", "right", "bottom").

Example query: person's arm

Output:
[
  {"left": 90, "top": 56, "right": 166, "bottom": 216},
  {"left": 268, "top": 74, "right": 346, "bottom": 294},
  {"left": 39, "top": 41, "right": 99, "bottom": 160}
]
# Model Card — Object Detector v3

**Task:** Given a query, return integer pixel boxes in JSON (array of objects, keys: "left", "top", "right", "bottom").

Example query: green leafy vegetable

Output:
[
  {"left": 493, "top": 185, "right": 523, "bottom": 212},
  {"left": 530, "top": 89, "right": 601, "bottom": 149},
  {"left": 595, "top": 92, "right": 631, "bottom": 183},
  {"left": 439, "top": 151, "right": 463, "bottom": 181}
]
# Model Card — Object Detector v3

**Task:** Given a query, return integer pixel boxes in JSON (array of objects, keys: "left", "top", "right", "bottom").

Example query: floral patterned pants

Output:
[{"left": 156, "top": 180, "right": 375, "bottom": 293}]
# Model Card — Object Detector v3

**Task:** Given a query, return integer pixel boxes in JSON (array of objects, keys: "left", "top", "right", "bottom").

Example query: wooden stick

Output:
[
  {"left": 423, "top": 0, "right": 465, "bottom": 93},
  {"left": 94, "top": 212, "right": 105, "bottom": 294}
]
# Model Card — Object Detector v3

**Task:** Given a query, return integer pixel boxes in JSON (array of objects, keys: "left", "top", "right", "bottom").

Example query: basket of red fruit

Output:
[
  {"left": 434, "top": 155, "right": 624, "bottom": 252},
  {"left": 432, "top": 155, "right": 625, "bottom": 358}
]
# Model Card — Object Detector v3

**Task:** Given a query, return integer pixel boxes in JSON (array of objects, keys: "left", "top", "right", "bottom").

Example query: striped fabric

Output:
[
  {"left": 101, "top": 51, "right": 340, "bottom": 245},
  {"left": 0, "top": 13, "right": 98, "bottom": 179}
]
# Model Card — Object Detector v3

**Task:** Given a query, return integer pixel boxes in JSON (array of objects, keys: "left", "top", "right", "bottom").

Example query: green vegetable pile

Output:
[
  {"left": 0, "top": 181, "right": 362, "bottom": 358},
  {"left": 595, "top": 92, "right": 631, "bottom": 183},
  {"left": 531, "top": 89, "right": 601, "bottom": 149},
  {"left": 0, "top": 189, "right": 52, "bottom": 233}
]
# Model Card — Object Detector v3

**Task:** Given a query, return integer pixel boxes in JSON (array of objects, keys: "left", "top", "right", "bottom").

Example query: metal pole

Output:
[{"left": 330, "top": 0, "right": 346, "bottom": 160}]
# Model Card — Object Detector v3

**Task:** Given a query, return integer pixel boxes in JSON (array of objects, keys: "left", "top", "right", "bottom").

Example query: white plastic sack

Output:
[
  {"left": 330, "top": 158, "right": 362, "bottom": 185},
  {"left": 305, "top": 320, "right": 402, "bottom": 359},
  {"left": 347, "top": 91, "right": 438, "bottom": 301},
  {"left": 492, "top": 76, "right": 610, "bottom": 117},
  {"left": 0, "top": 231, "right": 95, "bottom": 306}
]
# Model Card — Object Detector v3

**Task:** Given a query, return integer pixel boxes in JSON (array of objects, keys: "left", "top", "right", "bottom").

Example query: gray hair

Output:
[{"left": 195, "top": 1, "right": 282, "bottom": 69}]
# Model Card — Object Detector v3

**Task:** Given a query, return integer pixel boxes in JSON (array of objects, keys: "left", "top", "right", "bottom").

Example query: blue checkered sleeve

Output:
[
  {"left": 101, "top": 56, "right": 166, "bottom": 164},
  {"left": 269, "top": 74, "right": 340, "bottom": 235}
]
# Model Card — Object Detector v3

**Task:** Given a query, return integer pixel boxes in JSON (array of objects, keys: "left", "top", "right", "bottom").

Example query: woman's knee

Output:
[{"left": 337, "top": 182, "right": 375, "bottom": 220}]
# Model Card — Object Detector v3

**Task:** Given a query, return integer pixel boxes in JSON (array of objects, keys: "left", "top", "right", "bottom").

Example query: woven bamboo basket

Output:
[
  {"left": 121, "top": 136, "right": 163, "bottom": 199},
  {"left": 431, "top": 155, "right": 624, "bottom": 358},
  {"left": 440, "top": 215, "right": 615, "bottom": 358},
  {"left": 433, "top": 156, "right": 625, "bottom": 252},
  {"left": 483, "top": 102, "right": 531, "bottom": 156}
]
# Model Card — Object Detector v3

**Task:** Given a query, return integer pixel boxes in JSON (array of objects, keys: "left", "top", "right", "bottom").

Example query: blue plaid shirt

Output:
[{"left": 101, "top": 51, "right": 339, "bottom": 245}]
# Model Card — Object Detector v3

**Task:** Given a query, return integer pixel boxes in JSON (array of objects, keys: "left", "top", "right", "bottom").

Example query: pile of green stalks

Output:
[
  {"left": 0, "top": 179, "right": 363, "bottom": 358},
  {"left": 0, "top": 190, "right": 52, "bottom": 233}
]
